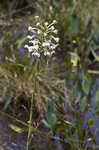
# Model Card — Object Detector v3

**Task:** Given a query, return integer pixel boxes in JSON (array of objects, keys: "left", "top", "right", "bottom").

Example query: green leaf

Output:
[
  {"left": 82, "top": 75, "right": 90, "bottom": 95},
  {"left": 3, "top": 92, "right": 13, "bottom": 110},
  {"left": 83, "top": 16, "right": 92, "bottom": 33},
  {"left": 42, "top": 113, "right": 57, "bottom": 129},
  {"left": 42, "top": 119, "right": 51, "bottom": 128},
  {"left": 70, "top": 83, "right": 78, "bottom": 102},
  {"left": 91, "top": 49, "right": 99, "bottom": 62},
  {"left": 80, "top": 96, "right": 87, "bottom": 112},
  {"left": 95, "top": 89, "right": 99, "bottom": 109},
  {"left": 46, "top": 99, "right": 54, "bottom": 114},
  {"left": 47, "top": 113, "right": 57, "bottom": 127},
  {"left": 69, "top": 15, "right": 80, "bottom": 38},
  {"left": 44, "top": 100, "right": 57, "bottom": 129},
  {"left": 9, "top": 124, "right": 25, "bottom": 133},
  {"left": 16, "top": 37, "right": 26, "bottom": 49}
]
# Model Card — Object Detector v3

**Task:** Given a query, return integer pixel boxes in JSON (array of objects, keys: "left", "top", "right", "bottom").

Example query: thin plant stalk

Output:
[
  {"left": 26, "top": 68, "right": 37, "bottom": 150},
  {"left": 26, "top": 91, "right": 34, "bottom": 150}
]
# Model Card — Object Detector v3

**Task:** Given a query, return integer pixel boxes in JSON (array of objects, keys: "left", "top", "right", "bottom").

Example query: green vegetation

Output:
[{"left": 0, "top": 0, "right": 99, "bottom": 150}]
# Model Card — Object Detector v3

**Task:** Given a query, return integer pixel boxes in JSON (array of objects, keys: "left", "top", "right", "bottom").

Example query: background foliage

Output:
[{"left": 0, "top": 0, "right": 99, "bottom": 150}]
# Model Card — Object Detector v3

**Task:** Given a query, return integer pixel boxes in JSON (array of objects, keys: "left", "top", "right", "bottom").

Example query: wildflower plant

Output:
[{"left": 25, "top": 16, "right": 59, "bottom": 150}]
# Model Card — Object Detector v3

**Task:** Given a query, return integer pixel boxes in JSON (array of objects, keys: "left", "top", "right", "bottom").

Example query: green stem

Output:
[
  {"left": 26, "top": 91, "right": 34, "bottom": 150},
  {"left": 26, "top": 62, "right": 38, "bottom": 150}
]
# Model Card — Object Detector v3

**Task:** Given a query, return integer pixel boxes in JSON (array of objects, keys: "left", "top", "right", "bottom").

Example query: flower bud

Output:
[
  {"left": 28, "top": 26, "right": 33, "bottom": 31},
  {"left": 44, "top": 22, "right": 48, "bottom": 26}
]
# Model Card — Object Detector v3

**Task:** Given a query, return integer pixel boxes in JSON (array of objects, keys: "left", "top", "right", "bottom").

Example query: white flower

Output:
[
  {"left": 25, "top": 18, "right": 59, "bottom": 58},
  {"left": 44, "top": 33, "right": 47, "bottom": 37},
  {"left": 42, "top": 41, "right": 50, "bottom": 47},
  {"left": 44, "top": 51, "right": 51, "bottom": 56},
  {"left": 36, "top": 22, "right": 40, "bottom": 26},
  {"left": 28, "top": 27, "right": 37, "bottom": 33},
  {"left": 27, "top": 46, "right": 34, "bottom": 52},
  {"left": 53, "top": 29, "right": 58, "bottom": 34},
  {"left": 29, "top": 39, "right": 39, "bottom": 45},
  {"left": 51, "top": 44, "right": 58, "bottom": 49},
  {"left": 32, "top": 52, "right": 40, "bottom": 57},
  {"left": 32, "top": 45, "right": 39, "bottom": 50},
  {"left": 50, "top": 26, "right": 55, "bottom": 31},
  {"left": 37, "top": 30, "right": 41, "bottom": 34},
  {"left": 24, "top": 45, "right": 29, "bottom": 49},
  {"left": 27, "top": 35, "right": 35, "bottom": 39},
  {"left": 24, "top": 45, "right": 39, "bottom": 52},
  {"left": 53, "top": 20, "right": 57, "bottom": 24},
  {"left": 44, "top": 22, "right": 48, "bottom": 26},
  {"left": 27, "top": 35, "right": 32, "bottom": 39},
  {"left": 54, "top": 37, "right": 59, "bottom": 42},
  {"left": 51, "top": 51, "right": 55, "bottom": 55},
  {"left": 35, "top": 16, "right": 39, "bottom": 19},
  {"left": 28, "top": 26, "right": 33, "bottom": 31},
  {"left": 52, "top": 36, "right": 59, "bottom": 42},
  {"left": 48, "top": 40, "right": 51, "bottom": 44}
]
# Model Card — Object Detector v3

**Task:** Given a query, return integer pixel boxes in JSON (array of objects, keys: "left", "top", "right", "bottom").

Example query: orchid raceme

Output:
[
  {"left": 24, "top": 17, "right": 59, "bottom": 57},
  {"left": 25, "top": 17, "right": 59, "bottom": 150}
]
